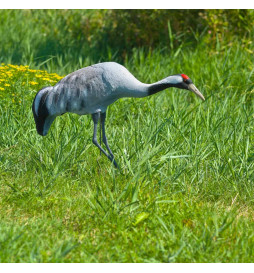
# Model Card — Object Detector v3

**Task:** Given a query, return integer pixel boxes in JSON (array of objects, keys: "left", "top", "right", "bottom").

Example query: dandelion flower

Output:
[{"left": 29, "top": 81, "right": 38, "bottom": 85}]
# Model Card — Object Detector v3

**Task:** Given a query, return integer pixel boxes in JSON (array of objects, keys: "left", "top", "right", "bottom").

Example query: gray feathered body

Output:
[{"left": 37, "top": 62, "right": 149, "bottom": 118}]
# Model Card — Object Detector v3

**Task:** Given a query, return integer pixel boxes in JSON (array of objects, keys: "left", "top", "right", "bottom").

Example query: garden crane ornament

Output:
[{"left": 32, "top": 62, "right": 205, "bottom": 168}]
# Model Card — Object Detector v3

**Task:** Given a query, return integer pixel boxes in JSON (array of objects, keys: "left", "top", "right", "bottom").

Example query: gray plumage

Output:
[{"left": 32, "top": 62, "right": 205, "bottom": 168}]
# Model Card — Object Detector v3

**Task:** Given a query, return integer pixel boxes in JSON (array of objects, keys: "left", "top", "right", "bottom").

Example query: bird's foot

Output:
[{"left": 110, "top": 157, "right": 119, "bottom": 169}]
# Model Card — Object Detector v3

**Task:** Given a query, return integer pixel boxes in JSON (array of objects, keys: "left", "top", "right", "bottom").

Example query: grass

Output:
[{"left": 0, "top": 40, "right": 254, "bottom": 262}]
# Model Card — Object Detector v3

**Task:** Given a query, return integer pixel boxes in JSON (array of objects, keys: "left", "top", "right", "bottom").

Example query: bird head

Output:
[
  {"left": 177, "top": 74, "right": 205, "bottom": 101},
  {"left": 32, "top": 87, "right": 56, "bottom": 136},
  {"left": 149, "top": 74, "right": 205, "bottom": 100}
]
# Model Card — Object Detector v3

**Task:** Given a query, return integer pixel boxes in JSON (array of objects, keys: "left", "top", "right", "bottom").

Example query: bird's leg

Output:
[
  {"left": 92, "top": 112, "right": 117, "bottom": 168},
  {"left": 100, "top": 115, "right": 102, "bottom": 155},
  {"left": 101, "top": 112, "right": 118, "bottom": 168}
]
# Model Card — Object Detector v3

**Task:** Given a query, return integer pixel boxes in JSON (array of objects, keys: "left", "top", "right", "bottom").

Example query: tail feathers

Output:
[
  {"left": 32, "top": 86, "right": 53, "bottom": 117},
  {"left": 32, "top": 86, "right": 53, "bottom": 136}
]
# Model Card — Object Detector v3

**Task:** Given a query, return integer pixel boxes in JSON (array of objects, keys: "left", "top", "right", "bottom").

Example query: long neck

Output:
[
  {"left": 146, "top": 78, "right": 175, "bottom": 96},
  {"left": 126, "top": 77, "right": 177, "bottom": 98}
]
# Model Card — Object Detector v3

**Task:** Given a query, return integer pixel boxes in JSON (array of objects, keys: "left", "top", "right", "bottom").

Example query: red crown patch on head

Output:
[{"left": 181, "top": 74, "right": 189, "bottom": 80}]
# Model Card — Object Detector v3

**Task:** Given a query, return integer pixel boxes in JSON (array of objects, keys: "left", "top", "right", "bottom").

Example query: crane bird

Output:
[{"left": 32, "top": 62, "right": 205, "bottom": 168}]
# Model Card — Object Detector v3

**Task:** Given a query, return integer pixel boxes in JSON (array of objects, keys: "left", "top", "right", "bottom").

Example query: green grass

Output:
[{"left": 0, "top": 42, "right": 254, "bottom": 262}]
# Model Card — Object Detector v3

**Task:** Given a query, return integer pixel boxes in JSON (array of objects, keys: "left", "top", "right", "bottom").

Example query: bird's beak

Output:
[{"left": 188, "top": 84, "right": 205, "bottom": 101}]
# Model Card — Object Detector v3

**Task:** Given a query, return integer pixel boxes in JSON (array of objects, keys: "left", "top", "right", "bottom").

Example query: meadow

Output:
[{"left": 0, "top": 10, "right": 254, "bottom": 262}]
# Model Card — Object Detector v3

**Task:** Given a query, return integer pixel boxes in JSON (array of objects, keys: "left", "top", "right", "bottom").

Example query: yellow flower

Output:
[
  {"left": 29, "top": 81, "right": 38, "bottom": 85},
  {"left": 8, "top": 64, "right": 17, "bottom": 69},
  {"left": 17, "top": 68, "right": 27, "bottom": 72},
  {"left": 0, "top": 64, "right": 63, "bottom": 92}
]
